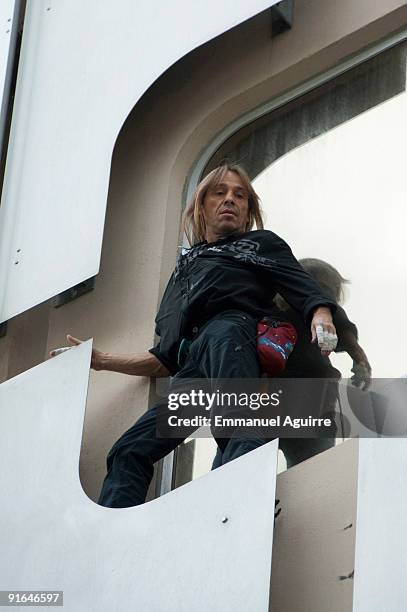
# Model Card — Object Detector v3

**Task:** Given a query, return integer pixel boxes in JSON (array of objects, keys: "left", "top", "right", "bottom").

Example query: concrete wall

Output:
[
  {"left": 270, "top": 438, "right": 407, "bottom": 611},
  {"left": 271, "top": 439, "right": 358, "bottom": 611},
  {"left": 1, "top": 0, "right": 407, "bottom": 501}
]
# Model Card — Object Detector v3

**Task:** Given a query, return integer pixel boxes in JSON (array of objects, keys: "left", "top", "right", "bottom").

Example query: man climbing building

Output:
[{"left": 56, "top": 164, "right": 338, "bottom": 507}]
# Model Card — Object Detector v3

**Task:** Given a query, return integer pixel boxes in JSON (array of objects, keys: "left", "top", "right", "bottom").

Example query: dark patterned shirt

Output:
[{"left": 150, "top": 230, "right": 336, "bottom": 374}]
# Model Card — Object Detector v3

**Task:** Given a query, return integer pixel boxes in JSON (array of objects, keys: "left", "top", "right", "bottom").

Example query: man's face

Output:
[{"left": 202, "top": 171, "right": 249, "bottom": 242}]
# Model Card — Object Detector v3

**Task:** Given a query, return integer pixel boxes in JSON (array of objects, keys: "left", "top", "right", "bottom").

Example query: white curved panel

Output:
[
  {"left": 353, "top": 439, "right": 407, "bottom": 611},
  {"left": 0, "top": 342, "right": 278, "bottom": 611},
  {"left": 0, "top": 0, "right": 277, "bottom": 323}
]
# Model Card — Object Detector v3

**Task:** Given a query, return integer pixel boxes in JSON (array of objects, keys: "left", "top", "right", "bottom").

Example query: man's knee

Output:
[
  {"left": 106, "top": 442, "right": 152, "bottom": 473},
  {"left": 212, "top": 315, "right": 255, "bottom": 338},
  {"left": 196, "top": 318, "right": 255, "bottom": 356}
]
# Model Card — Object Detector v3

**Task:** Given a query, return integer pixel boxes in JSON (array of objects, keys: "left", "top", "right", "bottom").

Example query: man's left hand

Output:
[{"left": 311, "top": 306, "right": 337, "bottom": 356}]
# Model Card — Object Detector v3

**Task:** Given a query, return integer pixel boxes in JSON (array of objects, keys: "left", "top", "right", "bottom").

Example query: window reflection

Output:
[{"left": 255, "top": 88, "right": 407, "bottom": 379}]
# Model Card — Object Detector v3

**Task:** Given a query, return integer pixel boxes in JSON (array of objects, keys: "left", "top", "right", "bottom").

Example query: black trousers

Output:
[{"left": 98, "top": 310, "right": 265, "bottom": 508}]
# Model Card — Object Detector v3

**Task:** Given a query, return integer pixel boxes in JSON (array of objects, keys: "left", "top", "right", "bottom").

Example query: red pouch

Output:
[{"left": 257, "top": 318, "right": 297, "bottom": 376}]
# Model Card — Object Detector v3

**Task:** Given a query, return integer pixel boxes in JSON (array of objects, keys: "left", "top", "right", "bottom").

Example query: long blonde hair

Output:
[{"left": 182, "top": 164, "right": 264, "bottom": 245}]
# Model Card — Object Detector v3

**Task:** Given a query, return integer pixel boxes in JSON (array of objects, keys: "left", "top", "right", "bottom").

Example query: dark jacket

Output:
[{"left": 150, "top": 229, "right": 336, "bottom": 374}]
